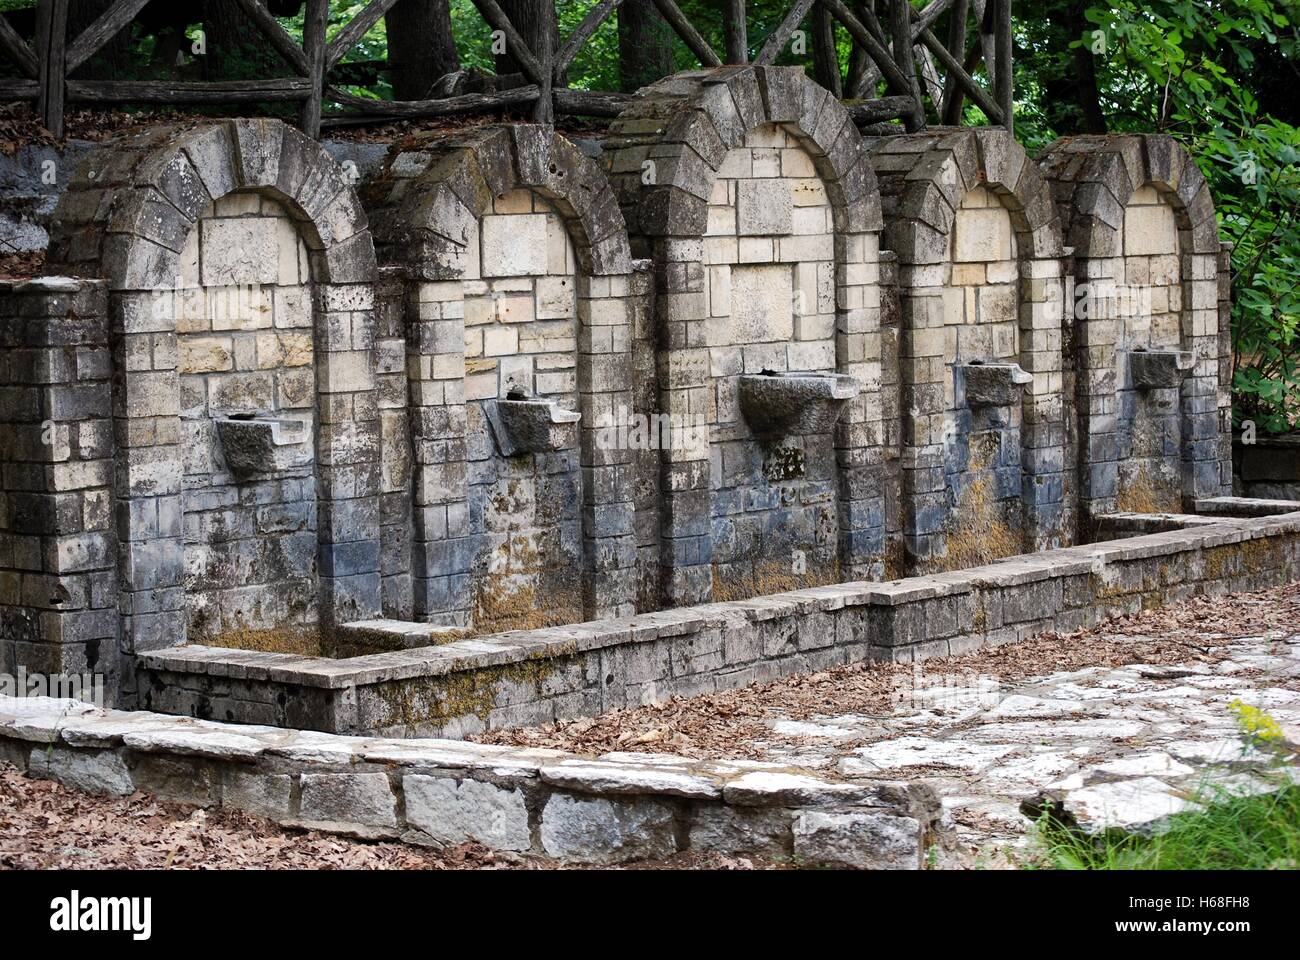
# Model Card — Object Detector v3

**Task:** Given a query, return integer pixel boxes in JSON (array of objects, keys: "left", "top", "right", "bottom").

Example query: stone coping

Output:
[
  {"left": 0, "top": 695, "right": 937, "bottom": 866},
  {"left": 137, "top": 509, "right": 1300, "bottom": 690},
  {"left": 1194, "top": 496, "right": 1300, "bottom": 517}
]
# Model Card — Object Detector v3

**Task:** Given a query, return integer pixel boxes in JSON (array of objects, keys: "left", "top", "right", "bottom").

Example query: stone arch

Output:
[
  {"left": 45, "top": 118, "right": 379, "bottom": 680},
  {"left": 868, "top": 128, "right": 1068, "bottom": 572},
  {"left": 365, "top": 125, "right": 637, "bottom": 628},
  {"left": 1038, "top": 134, "right": 1230, "bottom": 526},
  {"left": 604, "top": 66, "right": 888, "bottom": 607}
]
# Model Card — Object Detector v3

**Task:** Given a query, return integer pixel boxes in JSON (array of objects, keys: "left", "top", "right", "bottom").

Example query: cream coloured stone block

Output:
[
  {"left": 953, "top": 206, "right": 1013, "bottom": 263},
  {"left": 546, "top": 215, "right": 572, "bottom": 274},
  {"left": 536, "top": 276, "right": 575, "bottom": 319},
  {"left": 496, "top": 294, "right": 535, "bottom": 324},
  {"left": 791, "top": 178, "right": 828, "bottom": 207},
  {"left": 481, "top": 213, "right": 548, "bottom": 277},
  {"left": 179, "top": 227, "right": 200, "bottom": 287},
  {"left": 213, "top": 193, "right": 260, "bottom": 217},
  {"left": 781, "top": 148, "right": 816, "bottom": 178},
  {"left": 706, "top": 205, "right": 736, "bottom": 237},
  {"left": 201, "top": 218, "right": 280, "bottom": 286},
  {"left": 1123, "top": 201, "right": 1177, "bottom": 256},
  {"left": 751, "top": 149, "right": 781, "bottom": 177},
  {"left": 776, "top": 234, "right": 833, "bottom": 262},
  {"left": 709, "top": 266, "right": 731, "bottom": 318},
  {"left": 717, "top": 150, "right": 751, "bottom": 179},
  {"left": 178, "top": 336, "right": 233, "bottom": 374},
  {"left": 738, "top": 237, "right": 774, "bottom": 263},
  {"left": 792, "top": 206, "right": 830, "bottom": 236},
  {"left": 737, "top": 179, "right": 793, "bottom": 235},
  {"left": 493, "top": 189, "right": 534, "bottom": 214},
  {"left": 704, "top": 236, "right": 738, "bottom": 265},
  {"left": 275, "top": 217, "right": 301, "bottom": 285},
  {"left": 951, "top": 263, "right": 985, "bottom": 286},
  {"left": 709, "top": 178, "right": 731, "bottom": 205},
  {"left": 483, "top": 325, "right": 519, "bottom": 356},
  {"left": 464, "top": 296, "right": 495, "bottom": 326},
  {"left": 731, "top": 264, "right": 794, "bottom": 343}
]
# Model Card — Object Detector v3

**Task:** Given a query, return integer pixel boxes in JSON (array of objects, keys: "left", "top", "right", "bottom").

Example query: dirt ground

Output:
[{"left": 473, "top": 582, "right": 1300, "bottom": 760}]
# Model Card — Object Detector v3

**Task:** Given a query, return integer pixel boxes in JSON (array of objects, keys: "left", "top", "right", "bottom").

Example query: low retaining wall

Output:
[
  {"left": 0, "top": 695, "right": 938, "bottom": 867},
  {"left": 135, "top": 509, "right": 1300, "bottom": 740}
]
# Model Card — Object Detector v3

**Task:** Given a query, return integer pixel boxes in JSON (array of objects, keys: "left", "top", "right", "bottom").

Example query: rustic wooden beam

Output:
[
  {"left": 65, "top": 0, "right": 149, "bottom": 73},
  {"left": 844, "top": 94, "right": 917, "bottom": 125},
  {"left": 939, "top": 0, "right": 968, "bottom": 122},
  {"left": 910, "top": 0, "right": 954, "bottom": 40},
  {"left": 811, "top": 3, "right": 842, "bottom": 97},
  {"left": 68, "top": 78, "right": 312, "bottom": 103},
  {"left": 650, "top": 0, "right": 722, "bottom": 67},
  {"left": 555, "top": 0, "right": 624, "bottom": 79},
  {"left": 723, "top": 0, "right": 747, "bottom": 64},
  {"left": 232, "top": 0, "right": 310, "bottom": 76},
  {"left": 325, "top": 84, "right": 538, "bottom": 118},
  {"left": 301, "top": 0, "right": 327, "bottom": 137},
  {"left": 942, "top": 25, "right": 984, "bottom": 123},
  {"left": 918, "top": 25, "right": 1002, "bottom": 123},
  {"left": 325, "top": 0, "right": 400, "bottom": 72},
  {"left": 0, "top": 9, "right": 40, "bottom": 78},
  {"left": 36, "top": 0, "right": 69, "bottom": 138},
  {"left": 818, "top": 0, "right": 920, "bottom": 120},
  {"left": 755, "top": 0, "right": 815, "bottom": 66},
  {"left": 972, "top": 0, "right": 997, "bottom": 89},
  {"left": 469, "top": 0, "right": 546, "bottom": 85},
  {"left": 917, "top": 44, "right": 943, "bottom": 109},
  {"left": 0, "top": 79, "right": 40, "bottom": 100},
  {"left": 554, "top": 87, "right": 633, "bottom": 117},
  {"left": 994, "top": 0, "right": 1013, "bottom": 133},
  {"left": 533, "top": 41, "right": 553, "bottom": 122},
  {"left": 888, "top": 0, "right": 924, "bottom": 125}
]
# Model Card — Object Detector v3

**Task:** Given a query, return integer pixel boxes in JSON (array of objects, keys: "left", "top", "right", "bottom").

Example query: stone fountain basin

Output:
[
  {"left": 739, "top": 371, "right": 859, "bottom": 438},
  {"left": 485, "top": 396, "right": 581, "bottom": 456},
  {"left": 960, "top": 361, "right": 1034, "bottom": 407},
  {"left": 1129, "top": 348, "right": 1195, "bottom": 389},
  {"left": 216, "top": 416, "right": 310, "bottom": 477}
]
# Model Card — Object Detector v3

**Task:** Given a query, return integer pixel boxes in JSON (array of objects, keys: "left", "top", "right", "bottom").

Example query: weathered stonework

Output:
[
  {"left": 867, "top": 128, "right": 1068, "bottom": 572},
  {"left": 33, "top": 118, "right": 380, "bottom": 702},
  {"left": 1038, "top": 135, "right": 1231, "bottom": 532},
  {"left": 603, "top": 65, "right": 888, "bottom": 608},
  {"left": 135, "top": 507, "right": 1300, "bottom": 739},
  {"left": 364, "top": 124, "right": 637, "bottom": 633},
  {"left": 0, "top": 693, "right": 941, "bottom": 866}
]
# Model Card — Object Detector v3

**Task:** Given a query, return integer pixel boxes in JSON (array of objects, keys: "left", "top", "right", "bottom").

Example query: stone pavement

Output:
[{"left": 740, "top": 628, "right": 1300, "bottom": 864}]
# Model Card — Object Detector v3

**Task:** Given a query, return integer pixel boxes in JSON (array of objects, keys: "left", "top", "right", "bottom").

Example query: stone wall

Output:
[
  {"left": 1, "top": 73, "right": 1241, "bottom": 715},
  {"left": 36, "top": 118, "right": 379, "bottom": 702},
  {"left": 868, "top": 129, "right": 1068, "bottom": 572},
  {"left": 176, "top": 191, "right": 320, "bottom": 647},
  {"left": 364, "top": 125, "right": 637, "bottom": 632},
  {"left": 136, "top": 507, "right": 1300, "bottom": 739},
  {"left": 0, "top": 278, "right": 117, "bottom": 689},
  {"left": 603, "top": 66, "right": 888, "bottom": 609},
  {"left": 0, "top": 693, "right": 939, "bottom": 867},
  {"left": 1039, "top": 134, "right": 1231, "bottom": 532}
]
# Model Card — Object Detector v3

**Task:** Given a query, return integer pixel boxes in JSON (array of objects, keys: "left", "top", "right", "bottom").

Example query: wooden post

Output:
[
  {"left": 888, "top": 0, "right": 925, "bottom": 130},
  {"left": 940, "top": 0, "right": 968, "bottom": 123},
  {"left": 301, "top": 0, "right": 327, "bottom": 138},
  {"left": 723, "top": 0, "right": 747, "bottom": 64},
  {"left": 994, "top": 0, "right": 1013, "bottom": 134},
  {"left": 811, "top": 3, "right": 842, "bottom": 97},
  {"left": 35, "top": 0, "right": 69, "bottom": 138},
  {"left": 534, "top": 43, "right": 554, "bottom": 122}
]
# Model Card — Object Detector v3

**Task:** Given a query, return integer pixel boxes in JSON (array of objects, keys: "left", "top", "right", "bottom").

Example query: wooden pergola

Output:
[{"left": 0, "top": 0, "right": 1014, "bottom": 139}]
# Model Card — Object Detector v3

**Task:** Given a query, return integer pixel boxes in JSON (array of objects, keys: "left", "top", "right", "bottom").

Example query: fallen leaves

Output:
[{"left": 472, "top": 582, "right": 1300, "bottom": 761}]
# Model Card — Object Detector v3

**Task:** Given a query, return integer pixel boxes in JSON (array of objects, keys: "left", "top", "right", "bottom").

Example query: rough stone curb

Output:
[{"left": 0, "top": 695, "right": 939, "bottom": 867}]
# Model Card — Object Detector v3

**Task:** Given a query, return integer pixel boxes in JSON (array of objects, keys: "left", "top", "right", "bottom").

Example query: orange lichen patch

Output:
[
  {"left": 1116, "top": 462, "right": 1182, "bottom": 514},
  {"left": 711, "top": 558, "right": 841, "bottom": 603},
  {"left": 204, "top": 625, "right": 325, "bottom": 657},
  {"left": 937, "top": 437, "right": 1023, "bottom": 572},
  {"left": 470, "top": 576, "right": 583, "bottom": 635}
]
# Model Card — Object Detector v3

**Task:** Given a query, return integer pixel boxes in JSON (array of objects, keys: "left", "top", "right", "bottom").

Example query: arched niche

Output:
[
  {"left": 605, "top": 65, "right": 888, "bottom": 607},
  {"left": 868, "top": 127, "right": 1068, "bottom": 573},
  {"left": 45, "top": 118, "right": 380, "bottom": 674},
  {"left": 1039, "top": 134, "right": 1230, "bottom": 530},
  {"left": 366, "top": 124, "right": 637, "bottom": 630}
]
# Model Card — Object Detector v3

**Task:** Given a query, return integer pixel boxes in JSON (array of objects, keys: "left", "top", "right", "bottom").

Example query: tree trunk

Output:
[
  {"left": 385, "top": 0, "right": 460, "bottom": 100},
  {"left": 495, "top": 0, "right": 559, "bottom": 87},
  {"left": 201, "top": 1, "right": 304, "bottom": 80},
  {"left": 618, "top": 0, "right": 675, "bottom": 93},
  {"left": 1042, "top": 0, "right": 1106, "bottom": 133}
]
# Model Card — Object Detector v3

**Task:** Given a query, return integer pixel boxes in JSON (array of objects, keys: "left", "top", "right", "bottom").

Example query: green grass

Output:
[{"left": 1031, "top": 783, "right": 1300, "bottom": 870}]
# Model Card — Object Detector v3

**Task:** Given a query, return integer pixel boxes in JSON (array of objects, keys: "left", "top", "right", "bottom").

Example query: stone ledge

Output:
[{"left": 0, "top": 695, "right": 938, "bottom": 867}]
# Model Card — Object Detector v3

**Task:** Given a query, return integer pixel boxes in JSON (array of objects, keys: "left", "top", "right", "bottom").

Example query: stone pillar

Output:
[
  {"left": 407, "top": 279, "right": 471, "bottom": 626},
  {"left": 0, "top": 277, "right": 120, "bottom": 697}
]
